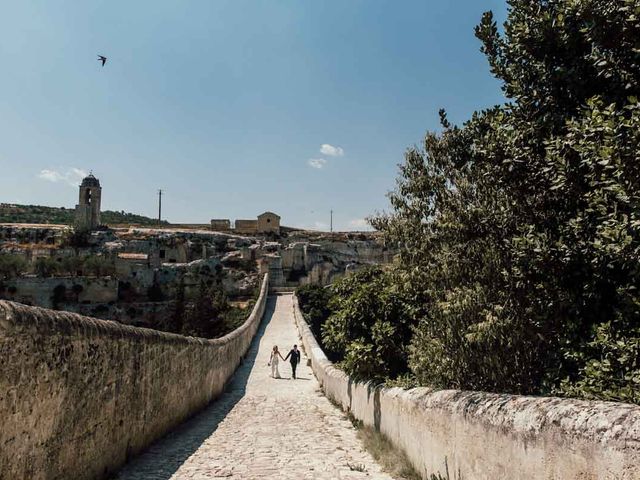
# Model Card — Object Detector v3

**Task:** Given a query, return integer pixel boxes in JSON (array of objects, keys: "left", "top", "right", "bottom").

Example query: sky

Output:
[{"left": 0, "top": 0, "right": 507, "bottom": 231}]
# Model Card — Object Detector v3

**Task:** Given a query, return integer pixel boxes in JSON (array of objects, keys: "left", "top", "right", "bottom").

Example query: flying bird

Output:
[{"left": 97, "top": 55, "right": 107, "bottom": 67}]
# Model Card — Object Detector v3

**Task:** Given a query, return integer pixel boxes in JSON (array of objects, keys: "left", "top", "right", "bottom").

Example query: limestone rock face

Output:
[
  {"left": 264, "top": 254, "right": 285, "bottom": 287},
  {"left": 221, "top": 271, "right": 259, "bottom": 297},
  {"left": 0, "top": 224, "right": 391, "bottom": 322},
  {"left": 274, "top": 237, "right": 389, "bottom": 286},
  {"left": 280, "top": 242, "right": 306, "bottom": 273}
]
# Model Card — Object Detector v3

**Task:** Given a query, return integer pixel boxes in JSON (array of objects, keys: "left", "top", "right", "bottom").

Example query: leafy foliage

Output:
[
  {"left": 82, "top": 256, "right": 115, "bottom": 277},
  {"left": 320, "top": 268, "right": 414, "bottom": 383},
  {"left": 0, "top": 254, "right": 27, "bottom": 279},
  {"left": 34, "top": 257, "right": 61, "bottom": 277},
  {"left": 60, "top": 229, "right": 90, "bottom": 248},
  {"left": 297, "top": 272, "right": 416, "bottom": 383},
  {"left": 182, "top": 281, "right": 228, "bottom": 338},
  {"left": 296, "top": 284, "right": 335, "bottom": 343},
  {"left": 169, "top": 277, "right": 186, "bottom": 333},
  {"left": 370, "top": 0, "right": 640, "bottom": 402}
]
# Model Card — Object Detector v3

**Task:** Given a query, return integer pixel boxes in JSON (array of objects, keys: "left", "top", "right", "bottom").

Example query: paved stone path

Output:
[{"left": 114, "top": 295, "right": 393, "bottom": 480}]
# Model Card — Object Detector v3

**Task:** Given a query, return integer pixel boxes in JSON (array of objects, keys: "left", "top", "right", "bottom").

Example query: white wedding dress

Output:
[{"left": 270, "top": 353, "right": 281, "bottom": 378}]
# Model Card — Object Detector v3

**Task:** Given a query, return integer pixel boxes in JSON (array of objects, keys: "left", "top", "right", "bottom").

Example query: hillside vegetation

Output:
[{"left": 0, "top": 204, "right": 168, "bottom": 226}]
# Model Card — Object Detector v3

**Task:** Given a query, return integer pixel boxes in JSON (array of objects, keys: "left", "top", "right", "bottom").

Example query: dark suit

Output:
[{"left": 285, "top": 349, "right": 301, "bottom": 378}]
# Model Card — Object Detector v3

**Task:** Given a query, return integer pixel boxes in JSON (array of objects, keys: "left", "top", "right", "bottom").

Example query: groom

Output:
[{"left": 284, "top": 345, "right": 301, "bottom": 379}]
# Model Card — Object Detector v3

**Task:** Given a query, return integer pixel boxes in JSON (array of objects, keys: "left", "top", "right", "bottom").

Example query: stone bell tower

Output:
[{"left": 74, "top": 173, "right": 102, "bottom": 231}]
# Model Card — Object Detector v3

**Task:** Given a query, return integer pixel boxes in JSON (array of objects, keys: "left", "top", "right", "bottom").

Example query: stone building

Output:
[
  {"left": 257, "top": 211, "right": 280, "bottom": 234},
  {"left": 210, "top": 219, "right": 231, "bottom": 232},
  {"left": 74, "top": 174, "right": 102, "bottom": 231},
  {"left": 234, "top": 219, "right": 258, "bottom": 234},
  {"left": 219, "top": 212, "right": 281, "bottom": 235}
]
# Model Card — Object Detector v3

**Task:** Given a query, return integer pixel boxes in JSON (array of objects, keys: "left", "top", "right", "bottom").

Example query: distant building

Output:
[
  {"left": 234, "top": 219, "right": 258, "bottom": 234},
  {"left": 74, "top": 174, "right": 101, "bottom": 231},
  {"left": 209, "top": 212, "right": 281, "bottom": 235},
  {"left": 211, "top": 219, "right": 231, "bottom": 231},
  {"left": 257, "top": 211, "right": 280, "bottom": 234}
]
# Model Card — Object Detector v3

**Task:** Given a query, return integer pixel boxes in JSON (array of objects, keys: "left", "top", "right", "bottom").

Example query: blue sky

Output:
[{"left": 0, "top": 1, "right": 507, "bottom": 230}]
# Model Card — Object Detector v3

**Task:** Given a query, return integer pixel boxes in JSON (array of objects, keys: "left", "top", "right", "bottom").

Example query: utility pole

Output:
[
  {"left": 158, "top": 189, "right": 163, "bottom": 225},
  {"left": 330, "top": 209, "right": 333, "bottom": 233}
]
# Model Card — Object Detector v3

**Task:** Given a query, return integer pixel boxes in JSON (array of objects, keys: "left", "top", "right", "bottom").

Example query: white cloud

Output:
[
  {"left": 38, "top": 168, "right": 88, "bottom": 187},
  {"left": 349, "top": 218, "right": 369, "bottom": 229},
  {"left": 308, "top": 158, "right": 327, "bottom": 169},
  {"left": 320, "top": 144, "right": 344, "bottom": 157},
  {"left": 314, "top": 221, "right": 329, "bottom": 230},
  {"left": 70, "top": 167, "right": 88, "bottom": 179},
  {"left": 38, "top": 169, "right": 64, "bottom": 182}
]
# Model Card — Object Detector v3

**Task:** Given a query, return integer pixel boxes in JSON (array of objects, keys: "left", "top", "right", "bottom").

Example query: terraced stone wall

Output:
[{"left": 0, "top": 274, "right": 269, "bottom": 480}]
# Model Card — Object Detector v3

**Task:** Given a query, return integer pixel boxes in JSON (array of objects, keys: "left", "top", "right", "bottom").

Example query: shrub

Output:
[
  {"left": 83, "top": 256, "right": 115, "bottom": 277},
  {"left": 321, "top": 268, "right": 414, "bottom": 383},
  {"left": 34, "top": 257, "right": 60, "bottom": 277},
  {"left": 0, "top": 254, "right": 27, "bottom": 279},
  {"left": 147, "top": 281, "right": 165, "bottom": 301},
  {"left": 296, "top": 284, "right": 334, "bottom": 342},
  {"left": 52, "top": 284, "right": 67, "bottom": 308},
  {"left": 182, "top": 281, "right": 228, "bottom": 338},
  {"left": 61, "top": 229, "right": 90, "bottom": 248},
  {"left": 60, "top": 256, "right": 84, "bottom": 276}
]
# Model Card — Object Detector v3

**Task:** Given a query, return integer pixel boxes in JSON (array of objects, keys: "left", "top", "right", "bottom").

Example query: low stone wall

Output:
[
  {"left": 0, "top": 274, "right": 269, "bottom": 480},
  {"left": 292, "top": 295, "right": 640, "bottom": 480}
]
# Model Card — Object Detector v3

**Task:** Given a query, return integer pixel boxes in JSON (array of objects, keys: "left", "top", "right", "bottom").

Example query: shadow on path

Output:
[{"left": 112, "top": 297, "right": 277, "bottom": 480}]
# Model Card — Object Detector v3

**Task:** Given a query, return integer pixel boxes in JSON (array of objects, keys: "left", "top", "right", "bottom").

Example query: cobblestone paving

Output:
[{"left": 114, "top": 295, "right": 393, "bottom": 480}]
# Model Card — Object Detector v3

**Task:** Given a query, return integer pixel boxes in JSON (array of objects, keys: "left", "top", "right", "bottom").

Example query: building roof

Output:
[
  {"left": 258, "top": 211, "right": 280, "bottom": 219},
  {"left": 117, "top": 252, "right": 148, "bottom": 260},
  {"left": 81, "top": 174, "right": 100, "bottom": 187}
]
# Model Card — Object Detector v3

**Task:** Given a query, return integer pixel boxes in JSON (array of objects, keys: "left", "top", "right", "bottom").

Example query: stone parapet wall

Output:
[
  {"left": 292, "top": 295, "right": 640, "bottom": 480},
  {"left": 0, "top": 274, "right": 269, "bottom": 480}
]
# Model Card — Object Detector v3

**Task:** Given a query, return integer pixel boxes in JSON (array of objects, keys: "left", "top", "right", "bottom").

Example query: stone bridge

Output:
[
  {"left": 1, "top": 273, "right": 639, "bottom": 480},
  {"left": 114, "top": 294, "right": 391, "bottom": 480}
]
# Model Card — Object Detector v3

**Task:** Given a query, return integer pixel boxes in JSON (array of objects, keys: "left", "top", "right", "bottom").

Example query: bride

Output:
[{"left": 268, "top": 345, "right": 285, "bottom": 378}]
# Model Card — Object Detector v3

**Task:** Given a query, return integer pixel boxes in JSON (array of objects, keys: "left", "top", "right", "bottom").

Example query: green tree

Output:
[
  {"left": 61, "top": 229, "right": 90, "bottom": 248},
  {"left": 373, "top": 0, "right": 640, "bottom": 401},
  {"left": 321, "top": 268, "right": 414, "bottom": 382},
  {"left": 296, "top": 284, "right": 334, "bottom": 342},
  {"left": 34, "top": 257, "right": 60, "bottom": 277},
  {"left": 52, "top": 284, "right": 67, "bottom": 309},
  {"left": 147, "top": 280, "right": 165, "bottom": 302},
  {"left": 60, "top": 256, "right": 84, "bottom": 276},
  {"left": 0, "top": 254, "right": 27, "bottom": 279},
  {"left": 83, "top": 256, "right": 115, "bottom": 277},
  {"left": 170, "top": 277, "right": 186, "bottom": 333},
  {"left": 182, "top": 281, "right": 224, "bottom": 338}
]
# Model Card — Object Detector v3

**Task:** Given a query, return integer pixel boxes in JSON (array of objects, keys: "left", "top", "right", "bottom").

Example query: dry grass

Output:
[
  {"left": 339, "top": 409, "right": 422, "bottom": 480},
  {"left": 354, "top": 423, "right": 422, "bottom": 480},
  {"left": 327, "top": 396, "right": 449, "bottom": 480}
]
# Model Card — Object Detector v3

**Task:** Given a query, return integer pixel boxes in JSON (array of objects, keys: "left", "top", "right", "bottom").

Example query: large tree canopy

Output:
[{"left": 372, "top": 0, "right": 640, "bottom": 402}]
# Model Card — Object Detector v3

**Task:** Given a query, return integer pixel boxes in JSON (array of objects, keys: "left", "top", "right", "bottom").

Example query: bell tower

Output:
[{"left": 74, "top": 173, "right": 102, "bottom": 231}]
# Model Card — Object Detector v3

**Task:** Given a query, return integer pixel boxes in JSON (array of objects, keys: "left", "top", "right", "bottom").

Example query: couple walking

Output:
[{"left": 268, "top": 345, "right": 301, "bottom": 379}]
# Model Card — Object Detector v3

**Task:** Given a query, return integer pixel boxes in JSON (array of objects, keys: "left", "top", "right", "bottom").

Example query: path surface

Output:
[{"left": 114, "top": 294, "right": 393, "bottom": 480}]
